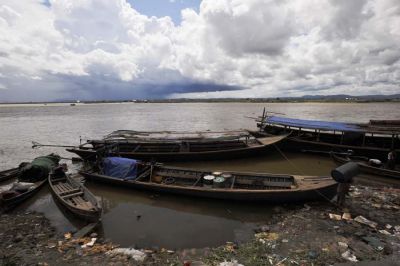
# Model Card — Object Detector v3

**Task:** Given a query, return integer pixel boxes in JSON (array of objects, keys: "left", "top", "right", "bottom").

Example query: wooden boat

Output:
[
  {"left": 0, "top": 154, "right": 61, "bottom": 212},
  {"left": 80, "top": 165, "right": 338, "bottom": 203},
  {"left": 257, "top": 114, "right": 400, "bottom": 162},
  {"left": 0, "top": 168, "right": 20, "bottom": 183},
  {"left": 0, "top": 179, "right": 47, "bottom": 213},
  {"left": 67, "top": 131, "right": 288, "bottom": 162},
  {"left": 49, "top": 172, "right": 102, "bottom": 222},
  {"left": 331, "top": 153, "right": 400, "bottom": 180}
]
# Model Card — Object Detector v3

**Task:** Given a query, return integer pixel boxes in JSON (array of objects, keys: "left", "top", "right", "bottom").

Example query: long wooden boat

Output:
[
  {"left": 49, "top": 172, "right": 102, "bottom": 222},
  {"left": 80, "top": 165, "right": 338, "bottom": 203},
  {"left": 331, "top": 153, "right": 400, "bottom": 180},
  {"left": 0, "top": 178, "right": 47, "bottom": 213},
  {"left": 0, "top": 168, "right": 20, "bottom": 183},
  {"left": 67, "top": 132, "right": 288, "bottom": 162},
  {"left": 257, "top": 115, "right": 400, "bottom": 162}
]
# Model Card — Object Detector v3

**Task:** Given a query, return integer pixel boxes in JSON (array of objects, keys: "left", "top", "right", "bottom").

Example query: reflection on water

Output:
[
  {"left": 1, "top": 102, "right": 400, "bottom": 248},
  {"left": 87, "top": 175, "right": 293, "bottom": 249}
]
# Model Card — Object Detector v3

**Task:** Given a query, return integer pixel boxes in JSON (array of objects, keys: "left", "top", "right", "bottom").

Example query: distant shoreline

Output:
[{"left": 0, "top": 98, "right": 399, "bottom": 105}]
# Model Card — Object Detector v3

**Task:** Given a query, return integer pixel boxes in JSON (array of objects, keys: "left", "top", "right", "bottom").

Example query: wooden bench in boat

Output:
[
  {"left": 62, "top": 191, "right": 84, "bottom": 199},
  {"left": 52, "top": 181, "right": 83, "bottom": 196},
  {"left": 66, "top": 196, "right": 94, "bottom": 210}
]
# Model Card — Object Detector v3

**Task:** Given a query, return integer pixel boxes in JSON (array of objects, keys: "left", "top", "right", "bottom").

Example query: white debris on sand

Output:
[
  {"left": 81, "top": 238, "right": 96, "bottom": 248},
  {"left": 219, "top": 260, "right": 244, "bottom": 266},
  {"left": 338, "top": 242, "right": 348, "bottom": 249},
  {"left": 106, "top": 248, "right": 146, "bottom": 262},
  {"left": 341, "top": 250, "right": 358, "bottom": 262},
  {"left": 354, "top": 216, "right": 378, "bottom": 228},
  {"left": 328, "top": 213, "right": 342, "bottom": 221}
]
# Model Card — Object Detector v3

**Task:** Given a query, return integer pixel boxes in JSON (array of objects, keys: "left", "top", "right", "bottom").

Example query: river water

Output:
[{"left": 0, "top": 102, "right": 399, "bottom": 249}]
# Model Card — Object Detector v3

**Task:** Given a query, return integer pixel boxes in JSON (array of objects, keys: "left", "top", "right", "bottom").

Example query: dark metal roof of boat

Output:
[{"left": 265, "top": 116, "right": 400, "bottom": 134}]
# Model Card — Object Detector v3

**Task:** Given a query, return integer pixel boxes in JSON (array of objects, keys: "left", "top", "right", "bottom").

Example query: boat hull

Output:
[
  {"left": 80, "top": 171, "right": 338, "bottom": 203},
  {"left": 331, "top": 154, "right": 400, "bottom": 180},
  {"left": 260, "top": 124, "right": 399, "bottom": 162},
  {"left": 0, "top": 168, "right": 20, "bottom": 183},
  {"left": 0, "top": 179, "right": 47, "bottom": 213},
  {"left": 277, "top": 136, "right": 398, "bottom": 162},
  {"left": 68, "top": 142, "right": 278, "bottom": 162}
]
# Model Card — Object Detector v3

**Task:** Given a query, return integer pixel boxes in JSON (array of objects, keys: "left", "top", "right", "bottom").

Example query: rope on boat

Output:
[
  {"left": 273, "top": 144, "right": 306, "bottom": 176},
  {"left": 273, "top": 143, "right": 339, "bottom": 206}
]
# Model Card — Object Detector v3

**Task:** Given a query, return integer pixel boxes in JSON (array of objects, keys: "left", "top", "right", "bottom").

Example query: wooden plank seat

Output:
[
  {"left": 62, "top": 191, "right": 83, "bottom": 200},
  {"left": 52, "top": 184, "right": 67, "bottom": 194},
  {"left": 68, "top": 196, "right": 95, "bottom": 210},
  {"left": 51, "top": 178, "right": 67, "bottom": 183},
  {"left": 53, "top": 182, "right": 75, "bottom": 194},
  {"left": 59, "top": 188, "right": 81, "bottom": 196}
]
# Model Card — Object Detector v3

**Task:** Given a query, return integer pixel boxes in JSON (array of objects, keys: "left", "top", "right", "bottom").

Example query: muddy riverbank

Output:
[{"left": 1, "top": 184, "right": 399, "bottom": 266}]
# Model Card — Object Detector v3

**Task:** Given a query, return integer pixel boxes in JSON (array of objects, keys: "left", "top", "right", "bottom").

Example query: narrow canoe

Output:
[
  {"left": 49, "top": 172, "right": 102, "bottom": 222},
  {"left": 0, "top": 179, "right": 47, "bottom": 213},
  {"left": 331, "top": 153, "right": 400, "bottom": 180},
  {"left": 67, "top": 133, "right": 288, "bottom": 162},
  {"left": 80, "top": 165, "right": 338, "bottom": 203},
  {"left": 0, "top": 167, "right": 20, "bottom": 183}
]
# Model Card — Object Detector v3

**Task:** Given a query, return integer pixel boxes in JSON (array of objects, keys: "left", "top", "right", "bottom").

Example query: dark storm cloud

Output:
[
  {"left": 58, "top": 74, "right": 243, "bottom": 100},
  {"left": 0, "top": 72, "right": 244, "bottom": 102}
]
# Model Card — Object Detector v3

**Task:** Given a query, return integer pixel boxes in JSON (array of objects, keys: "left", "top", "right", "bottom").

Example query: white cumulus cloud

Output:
[{"left": 0, "top": 0, "right": 399, "bottom": 101}]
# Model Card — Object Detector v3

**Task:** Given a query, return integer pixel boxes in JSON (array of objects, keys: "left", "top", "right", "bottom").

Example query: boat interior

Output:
[
  {"left": 263, "top": 125, "right": 400, "bottom": 149},
  {"left": 50, "top": 175, "right": 96, "bottom": 211},
  {"left": 131, "top": 166, "right": 296, "bottom": 190}
]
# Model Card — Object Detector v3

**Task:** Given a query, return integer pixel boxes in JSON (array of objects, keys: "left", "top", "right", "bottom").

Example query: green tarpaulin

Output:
[{"left": 19, "top": 154, "right": 60, "bottom": 182}]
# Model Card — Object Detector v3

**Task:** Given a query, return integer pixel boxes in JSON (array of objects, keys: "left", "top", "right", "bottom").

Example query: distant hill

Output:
[
  {"left": 300, "top": 94, "right": 400, "bottom": 100},
  {"left": 1, "top": 94, "right": 399, "bottom": 104}
]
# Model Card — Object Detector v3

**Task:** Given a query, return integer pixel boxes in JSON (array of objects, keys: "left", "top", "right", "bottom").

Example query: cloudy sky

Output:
[{"left": 0, "top": 0, "right": 399, "bottom": 101}]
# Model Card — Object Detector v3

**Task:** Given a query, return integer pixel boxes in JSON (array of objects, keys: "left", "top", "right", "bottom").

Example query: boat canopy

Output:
[
  {"left": 265, "top": 116, "right": 400, "bottom": 134},
  {"left": 101, "top": 129, "right": 251, "bottom": 143},
  {"left": 102, "top": 157, "right": 139, "bottom": 180}
]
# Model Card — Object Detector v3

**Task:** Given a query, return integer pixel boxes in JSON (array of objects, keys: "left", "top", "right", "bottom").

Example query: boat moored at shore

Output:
[
  {"left": 331, "top": 153, "right": 400, "bottom": 180},
  {"left": 80, "top": 158, "right": 338, "bottom": 203},
  {"left": 67, "top": 130, "right": 288, "bottom": 162},
  {"left": 257, "top": 114, "right": 400, "bottom": 162}
]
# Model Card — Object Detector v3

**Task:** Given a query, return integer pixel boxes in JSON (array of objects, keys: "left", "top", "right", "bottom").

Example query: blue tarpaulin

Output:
[
  {"left": 102, "top": 157, "right": 139, "bottom": 180},
  {"left": 265, "top": 116, "right": 363, "bottom": 132}
]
